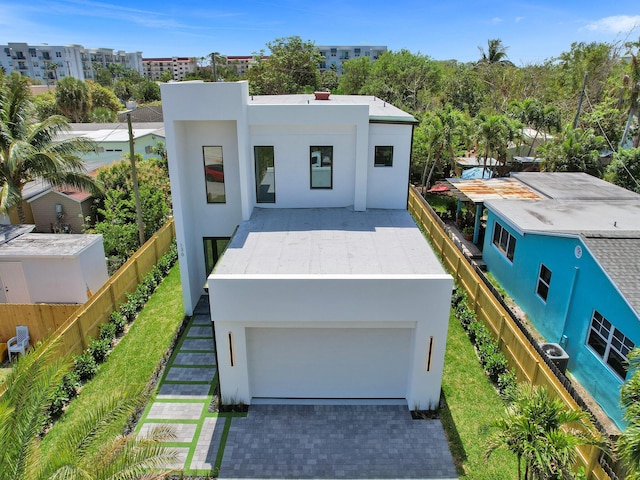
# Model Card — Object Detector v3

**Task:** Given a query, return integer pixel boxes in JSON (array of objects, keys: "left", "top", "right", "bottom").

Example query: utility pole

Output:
[
  {"left": 210, "top": 52, "right": 218, "bottom": 82},
  {"left": 573, "top": 73, "right": 588, "bottom": 129},
  {"left": 127, "top": 113, "right": 146, "bottom": 247}
]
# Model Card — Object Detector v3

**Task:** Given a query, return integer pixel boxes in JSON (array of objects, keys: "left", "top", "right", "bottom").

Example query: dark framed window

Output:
[
  {"left": 536, "top": 264, "right": 552, "bottom": 302},
  {"left": 587, "top": 310, "right": 634, "bottom": 379},
  {"left": 203, "top": 237, "right": 230, "bottom": 276},
  {"left": 492, "top": 221, "right": 516, "bottom": 262},
  {"left": 374, "top": 146, "right": 393, "bottom": 167},
  {"left": 310, "top": 146, "right": 333, "bottom": 189},
  {"left": 203, "top": 146, "right": 225, "bottom": 203},
  {"left": 254, "top": 146, "right": 275, "bottom": 203}
]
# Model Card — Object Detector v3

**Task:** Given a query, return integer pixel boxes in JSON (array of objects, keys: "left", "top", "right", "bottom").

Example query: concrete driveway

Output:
[{"left": 218, "top": 404, "right": 458, "bottom": 479}]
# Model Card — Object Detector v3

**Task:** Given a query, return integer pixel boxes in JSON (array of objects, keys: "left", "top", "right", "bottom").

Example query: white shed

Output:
[{"left": 0, "top": 227, "right": 108, "bottom": 304}]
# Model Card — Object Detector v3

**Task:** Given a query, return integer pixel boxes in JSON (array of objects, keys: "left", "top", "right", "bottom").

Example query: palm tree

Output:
[
  {"left": 420, "top": 105, "right": 469, "bottom": 187},
  {"left": 618, "top": 348, "right": 640, "bottom": 478},
  {"left": 0, "top": 72, "right": 100, "bottom": 223},
  {"left": 0, "top": 339, "right": 177, "bottom": 479},
  {"left": 486, "top": 384, "right": 606, "bottom": 480},
  {"left": 478, "top": 39, "right": 511, "bottom": 65},
  {"left": 475, "top": 113, "right": 511, "bottom": 175}
]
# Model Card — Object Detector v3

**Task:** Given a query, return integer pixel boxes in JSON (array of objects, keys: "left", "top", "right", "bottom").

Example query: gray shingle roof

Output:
[{"left": 582, "top": 235, "right": 640, "bottom": 316}]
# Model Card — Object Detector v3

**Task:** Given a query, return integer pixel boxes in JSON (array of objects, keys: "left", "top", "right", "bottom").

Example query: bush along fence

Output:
[
  {"left": 45, "top": 243, "right": 178, "bottom": 426},
  {"left": 451, "top": 286, "right": 517, "bottom": 401},
  {"left": 407, "top": 186, "right": 612, "bottom": 480}
]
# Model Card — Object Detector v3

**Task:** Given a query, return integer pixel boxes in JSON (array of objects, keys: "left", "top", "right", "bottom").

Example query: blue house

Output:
[{"left": 482, "top": 172, "right": 640, "bottom": 429}]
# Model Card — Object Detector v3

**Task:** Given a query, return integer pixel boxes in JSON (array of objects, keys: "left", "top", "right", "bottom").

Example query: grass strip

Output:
[
  {"left": 441, "top": 311, "right": 518, "bottom": 479},
  {"left": 40, "top": 265, "right": 185, "bottom": 458}
]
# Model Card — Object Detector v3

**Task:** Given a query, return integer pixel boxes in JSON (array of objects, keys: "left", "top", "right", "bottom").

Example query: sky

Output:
[{"left": 1, "top": 0, "right": 639, "bottom": 65}]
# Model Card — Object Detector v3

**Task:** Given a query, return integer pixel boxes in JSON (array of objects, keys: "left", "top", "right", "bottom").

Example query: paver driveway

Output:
[{"left": 136, "top": 297, "right": 458, "bottom": 479}]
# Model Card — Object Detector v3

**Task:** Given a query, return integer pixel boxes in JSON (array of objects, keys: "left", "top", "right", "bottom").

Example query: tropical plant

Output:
[
  {"left": 604, "top": 147, "right": 640, "bottom": 193},
  {"left": 538, "top": 124, "right": 605, "bottom": 176},
  {"left": 0, "top": 339, "right": 177, "bottom": 479},
  {"left": 618, "top": 348, "right": 640, "bottom": 478},
  {"left": 0, "top": 72, "right": 100, "bottom": 223},
  {"left": 55, "top": 77, "right": 90, "bottom": 122},
  {"left": 486, "top": 383, "right": 606, "bottom": 480},
  {"left": 478, "top": 39, "right": 511, "bottom": 65},
  {"left": 475, "top": 113, "right": 519, "bottom": 174}
]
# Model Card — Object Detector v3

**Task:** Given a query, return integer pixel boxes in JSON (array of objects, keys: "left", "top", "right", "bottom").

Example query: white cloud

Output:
[
  {"left": 585, "top": 15, "right": 640, "bottom": 33},
  {"left": 515, "top": 16, "right": 525, "bottom": 23},
  {"left": 491, "top": 17, "right": 503, "bottom": 25}
]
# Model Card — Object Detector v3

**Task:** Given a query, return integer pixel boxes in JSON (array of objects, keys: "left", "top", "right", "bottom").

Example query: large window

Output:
[
  {"left": 254, "top": 146, "right": 275, "bottom": 203},
  {"left": 536, "top": 264, "right": 552, "bottom": 302},
  {"left": 203, "top": 146, "right": 225, "bottom": 203},
  {"left": 310, "top": 146, "right": 333, "bottom": 189},
  {"left": 374, "top": 146, "right": 393, "bottom": 167},
  {"left": 203, "top": 237, "right": 230, "bottom": 276},
  {"left": 492, "top": 221, "right": 516, "bottom": 262},
  {"left": 587, "top": 310, "right": 634, "bottom": 379}
]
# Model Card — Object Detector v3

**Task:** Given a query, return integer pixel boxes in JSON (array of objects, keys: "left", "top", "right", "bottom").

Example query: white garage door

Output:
[{"left": 246, "top": 327, "right": 412, "bottom": 399}]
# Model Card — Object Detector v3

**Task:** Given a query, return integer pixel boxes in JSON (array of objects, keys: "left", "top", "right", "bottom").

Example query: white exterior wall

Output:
[
  {"left": 367, "top": 123, "right": 412, "bottom": 209},
  {"left": 210, "top": 274, "right": 452, "bottom": 409},
  {"left": 161, "top": 81, "right": 251, "bottom": 314}
]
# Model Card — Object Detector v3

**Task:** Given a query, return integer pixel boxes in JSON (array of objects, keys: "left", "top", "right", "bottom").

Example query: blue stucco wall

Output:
[{"left": 483, "top": 210, "right": 639, "bottom": 429}]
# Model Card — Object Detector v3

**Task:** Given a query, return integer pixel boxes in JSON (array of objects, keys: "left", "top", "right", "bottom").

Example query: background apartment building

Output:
[
  {"left": 317, "top": 45, "right": 387, "bottom": 75},
  {"left": 142, "top": 57, "right": 196, "bottom": 81},
  {"left": 0, "top": 42, "right": 143, "bottom": 83}
]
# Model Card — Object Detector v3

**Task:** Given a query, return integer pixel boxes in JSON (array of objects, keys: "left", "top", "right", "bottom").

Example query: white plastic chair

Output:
[{"left": 8, "top": 326, "right": 30, "bottom": 362}]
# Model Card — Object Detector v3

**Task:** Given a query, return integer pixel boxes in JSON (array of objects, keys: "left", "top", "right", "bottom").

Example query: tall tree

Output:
[
  {"left": 0, "top": 73, "right": 99, "bottom": 223},
  {"left": 246, "top": 37, "right": 322, "bottom": 95},
  {"left": 604, "top": 147, "right": 640, "bottom": 193},
  {"left": 478, "top": 39, "right": 511, "bottom": 64},
  {"left": 0, "top": 339, "right": 177, "bottom": 480},
  {"left": 475, "top": 113, "right": 514, "bottom": 174},
  {"left": 538, "top": 124, "right": 605, "bottom": 176},
  {"left": 338, "top": 56, "right": 372, "bottom": 94},
  {"left": 486, "top": 384, "right": 606, "bottom": 480},
  {"left": 55, "top": 77, "right": 90, "bottom": 123}
]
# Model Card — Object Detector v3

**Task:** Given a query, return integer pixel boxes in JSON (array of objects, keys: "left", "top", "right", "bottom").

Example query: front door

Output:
[{"left": 0, "top": 262, "right": 31, "bottom": 303}]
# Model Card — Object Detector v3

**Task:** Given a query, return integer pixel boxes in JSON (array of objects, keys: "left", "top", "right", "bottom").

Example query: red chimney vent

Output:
[{"left": 314, "top": 91, "right": 330, "bottom": 100}]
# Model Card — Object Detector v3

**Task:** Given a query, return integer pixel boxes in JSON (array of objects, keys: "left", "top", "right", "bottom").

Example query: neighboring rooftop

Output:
[
  {"left": 0, "top": 233, "right": 102, "bottom": 257},
  {"left": 62, "top": 123, "right": 165, "bottom": 143},
  {"left": 486, "top": 199, "right": 640, "bottom": 234},
  {"left": 249, "top": 94, "right": 417, "bottom": 124},
  {"left": 0, "top": 225, "right": 35, "bottom": 245},
  {"left": 512, "top": 172, "right": 640, "bottom": 200},
  {"left": 447, "top": 177, "right": 542, "bottom": 203},
  {"left": 582, "top": 235, "right": 640, "bottom": 316},
  {"left": 214, "top": 208, "right": 445, "bottom": 275}
]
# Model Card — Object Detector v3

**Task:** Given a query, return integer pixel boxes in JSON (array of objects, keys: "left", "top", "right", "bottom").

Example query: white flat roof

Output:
[
  {"left": 0, "top": 233, "right": 102, "bottom": 257},
  {"left": 214, "top": 208, "right": 445, "bottom": 275},
  {"left": 486, "top": 199, "right": 640, "bottom": 234},
  {"left": 249, "top": 94, "right": 416, "bottom": 123},
  {"left": 512, "top": 172, "right": 640, "bottom": 200},
  {"left": 60, "top": 123, "right": 165, "bottom": 143}
]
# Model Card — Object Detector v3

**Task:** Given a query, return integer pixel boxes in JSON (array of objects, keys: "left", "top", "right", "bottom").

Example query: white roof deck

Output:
[
  {"left": 214, "top": 208, "right": 445, "bottom": 275},
  {"left": 0, "top": 233, "right": 103, "bottom": 257}
]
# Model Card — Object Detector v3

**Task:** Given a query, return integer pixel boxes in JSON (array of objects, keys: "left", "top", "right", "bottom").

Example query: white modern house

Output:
[
  {"left": 161, "top": 80, "right": 452, "bottom": 410},
  {"left": 317, "top": 45, "right": 387, "bottom": 75}
]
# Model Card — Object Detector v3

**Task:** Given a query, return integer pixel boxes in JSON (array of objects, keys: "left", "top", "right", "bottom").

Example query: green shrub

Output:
[
  {"left": 484, "top": 352, "right": 509, "bottom": 382},
  {"left": 88, "top": 337, "right": 111, "bottom": 364},
  {"left": 150, "top": 265, "right": 163, "bottom": 285},
  {"left": 73, "top": 351, "right": 98, "bottom": 382},
  {"left": 120, "top": 299, "right": 138, "bottom": 322},
  {"left": 109, "top": 310, "right": 127, "bottom": 336},
  {"left": 451, "top": 287, "right": 466, "bottom": 308},
  {"left": 47, "top": 371, "right": 80, "bottom": 420},
  {"left": 497, "top": 370, "right": 518, "bottom": 400},
  {"left": 458, "top": 306, "right": 476, "bottom": 329},
  {"left": 126, "top": 290, "right": 145, "bottom": 312},
  {"left": 136, "top": 281, "right": 152, "bottom": 301},
  {"left": 99, "top": 321, "right": 116, "bottom": 342}
]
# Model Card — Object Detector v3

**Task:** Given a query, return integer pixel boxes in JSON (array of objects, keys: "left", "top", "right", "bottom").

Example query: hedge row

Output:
[
  {"left": 451, "top": 286, "right": 517, "bottom": 400},
  {"left": 45, "top": 243, "right": 178, "bottom": 424}
]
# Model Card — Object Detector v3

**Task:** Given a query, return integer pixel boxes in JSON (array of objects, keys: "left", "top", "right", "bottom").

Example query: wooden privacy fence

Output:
[
  {"left": 408, "top": 187, "right": 611, "bottom": 480},
  {"left": 0, "top": 218, "right": 175, "bottom": 361}
]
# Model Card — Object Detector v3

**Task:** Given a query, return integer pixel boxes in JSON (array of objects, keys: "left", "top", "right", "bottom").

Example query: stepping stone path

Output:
[{"left": 136, "top": 298, "right": 229, "bottom": 475}]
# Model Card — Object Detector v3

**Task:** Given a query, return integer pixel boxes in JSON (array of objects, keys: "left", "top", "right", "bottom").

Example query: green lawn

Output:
[
  {"left": 0, "top": 367, "right": 10, "bottom": 385},
  {"left": 441, "top": 311, "right": 518, "bottom": 479},
  {"left": 40, "top": 264, "right": 185, "bottom": 458}
]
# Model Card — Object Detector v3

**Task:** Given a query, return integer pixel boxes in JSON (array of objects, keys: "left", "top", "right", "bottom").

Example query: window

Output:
[
  {"left": 492, "top": 221, "right": 516, "bottom": 262},
  {"left": 203, "top": 146, "right": 225, "bottom": 203},
  {"left": 587, "top": 311, "right": 634, "bottom": 379},
  {"left": 310, "top": 146, "right": 333, "bottom": 189},
  {"left": 203, "top": 237, "right": 230, "bottom": 276},
  {"left": 55, "top": 52, "right": 62, "bottom": 58},
  {"left": 254, "top": 146, "right": 275, "bottom": 203},
  {"left": 354, "top": 48, "right": 361, "bottom": 57},
  {"left": 536, "top": 264, "right": 552, "bottom": 301},
  {"left": 145, "top": 145, "right": 153, "bottom": 153},
  {"left": 374, "top": 146, "right": 393, "bottom": 167},
  {"left": 330, "top": 48, "right": 337, "bottom": 57}
]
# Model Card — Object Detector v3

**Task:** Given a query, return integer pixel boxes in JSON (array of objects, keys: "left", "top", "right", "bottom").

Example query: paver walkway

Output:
[{"left": 137, "top": 297, "right": 458, "bottom": 478}]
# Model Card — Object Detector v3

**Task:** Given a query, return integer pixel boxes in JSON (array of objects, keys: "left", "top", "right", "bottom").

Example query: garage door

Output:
[{"left": 246, "top": 327, "right": 412, "bottom": 399}]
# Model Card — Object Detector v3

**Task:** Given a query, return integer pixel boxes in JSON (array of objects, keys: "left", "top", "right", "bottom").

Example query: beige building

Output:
[
  {"left": 27, "top": 189, "right": 94, "bottom": 234},
  {"left": 143, "top": 57, "right": 196, "bottom": 80}
]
